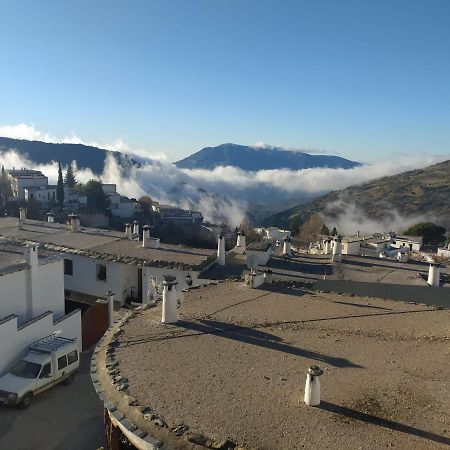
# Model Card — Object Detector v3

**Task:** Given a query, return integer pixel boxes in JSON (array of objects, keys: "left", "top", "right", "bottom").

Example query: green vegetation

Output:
[
  {"left": 56, "top": 162, "right": 64, "bottom": 210},
  {"left": 264, "top": 160, "right": 450, "bottom": 231},
  {"left": 403, "top": 222, "right": 446, "bottom": 245},
  {"left": 79, "top": 180, "right": 110, "bottom": 212},
  {"left": 320, "top": 225, "right": 330, "bottom": 235},
  {"left": 64, "top": 161, "right": 77, "bottom": 188}
]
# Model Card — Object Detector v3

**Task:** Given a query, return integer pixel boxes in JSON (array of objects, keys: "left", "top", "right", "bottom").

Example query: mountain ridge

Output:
[
  {"left": 263, "top": 160, "right": 450, "bottom": 230},
  {"left": 175, "top": 143, "right": 360, "bottom": 171}
]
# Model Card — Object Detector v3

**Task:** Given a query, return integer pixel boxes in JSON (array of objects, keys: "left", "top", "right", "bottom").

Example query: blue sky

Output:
[{"left": 0, "top": 0, "right": 449, "bottom": 162}]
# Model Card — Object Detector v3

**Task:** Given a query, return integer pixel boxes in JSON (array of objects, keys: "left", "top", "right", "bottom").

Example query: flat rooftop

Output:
[
  {"left": 100, "top": 281, "right": 450, "bottom": 449},
  {"left": 0, "top": 217, "right": 216, "bottom": 270},
  {"left": 0, "top": 239, "right": 60, "bottom": 275}
]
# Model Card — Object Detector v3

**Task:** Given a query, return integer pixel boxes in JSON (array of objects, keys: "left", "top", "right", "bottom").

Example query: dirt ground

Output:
[{"left": 115, "top": 282, "right": 450, "bottom": 450}]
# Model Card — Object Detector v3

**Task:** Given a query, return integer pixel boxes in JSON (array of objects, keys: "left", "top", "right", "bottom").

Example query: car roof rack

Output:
[{"left": 27, "top": 334, "right": 77, "bottom": 354}]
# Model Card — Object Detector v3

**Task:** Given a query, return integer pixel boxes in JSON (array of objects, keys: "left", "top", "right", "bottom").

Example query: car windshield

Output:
[{"left": 9, "top": 360, "right": 42, "bottom": 379}]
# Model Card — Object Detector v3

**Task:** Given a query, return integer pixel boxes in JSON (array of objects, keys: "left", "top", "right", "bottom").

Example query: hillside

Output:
[
  {"left": 175, "top": 143, "right": 360, "bottom": 171},
  {"left": 263, "top": 160, "right": 450, "bottom": 230},
  {"left": 0, "top": 137, "right": 137, "bottom": 174}
]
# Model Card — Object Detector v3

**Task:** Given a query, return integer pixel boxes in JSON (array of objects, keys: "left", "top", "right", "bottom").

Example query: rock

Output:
[
  {"left": 154, "top": 418, "right": 166, "bottom": 427},
  {"left": 186, "top": 432, "right": 208, "bottom": 446},
  {"left": 172, "top": 423, "right": 189, "bottom": 436}
]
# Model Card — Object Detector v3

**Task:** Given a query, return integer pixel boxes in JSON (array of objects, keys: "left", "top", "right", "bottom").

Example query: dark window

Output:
[
  {"left": 58, "top": 355, "right": 67, "bottom": 370},
  {"left": 67, "top": 350, "right": 78, "bottom": 365},
  {"left": 39, "top": 363, "right": 52, "bottom": 379},
  {"left": 64, "top": 259, "right": 73, "bottom": 276},
  {"left": 96, "top": 264, "right": 107, "bottom": 281}
]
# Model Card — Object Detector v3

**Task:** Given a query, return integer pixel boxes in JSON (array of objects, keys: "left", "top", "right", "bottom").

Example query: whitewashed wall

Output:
[
  {"left": 246, "top": 249, "right": 271, "bottom": 267},
  {"left": 0, "top": 310, "right": 81, "bottom": 375},
  {"left": 0, "top": 260, "right": 64, "bottom": 324},
  {"left": 64, "top": 254, "right": 139, "bottom": 302}
]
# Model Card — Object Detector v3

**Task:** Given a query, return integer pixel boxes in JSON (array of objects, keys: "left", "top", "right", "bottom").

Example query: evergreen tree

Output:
[
  {"left": 331, "top": 227, "right": 338, "bottom": 236},
  {"left": 56, "top": 162, "right": 64, "bottom": 210},
  {"left": 320, "top": 224, "right": 330, "bottom": 236},
  {"left": 64, "top": 161, "right": 77, "bottom": 188}
]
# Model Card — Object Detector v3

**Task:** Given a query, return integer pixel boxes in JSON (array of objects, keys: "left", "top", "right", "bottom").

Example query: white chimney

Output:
[
  {"left": 19, "top": 207, "right": 26, "bottom": 220},
  {"left": 142, "top": 225, "right": 151, "bottom": 248},
  {"left": 217, "top": 233, "right": 226, "bottom": 266},
  {"left": 427, "top": 263, "right": 440, "bottom": 287},
  {"left": 124, "top": 223, "right": 132, "bottom": 240},
  {"left": 24, "top": 243, "right": 39, "bottom": 268},
  {"left": 133, "top": 220, "right": 140, "bottom": 236},
  {"left": 24, "top": 244, "right": 39, "bottom": 319},
  {"left": 304, "top": 365, "right": 324, "bottom": 406},
  {"left": 69, "top": 214, "right": 80, "bottom": 232},
  {"left": 162, "top": 276, "right": 178, "bottom": 323},
  {"left": 264, "top": 269, "right": 273, "bottom": 284},
  {"left": 47, "top": 212, "right": 54, "bottom": 223},
  {"left": 332, "top": 238, "right": 342, "bottom": 262},
  {"left": 282, "top": 236, "right": 291, "bottom": 256},
  {"left": 107, "top": 290, "right": 115, "bottom": 328}
]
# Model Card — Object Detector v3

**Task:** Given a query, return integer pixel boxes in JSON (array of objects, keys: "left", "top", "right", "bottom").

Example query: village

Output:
[{"left": 0, "top": 164, "right": 449, "bottom": 449}]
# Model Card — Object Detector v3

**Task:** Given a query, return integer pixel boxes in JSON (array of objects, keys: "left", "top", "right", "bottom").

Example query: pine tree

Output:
[
  {"left": 320, "top": 224, "right": 330, "bottom": 236},
  {"left": 56, "top": 162, "right": 64, "bottom": 210},
  {"left": 331, "top": 227, "right": 338, "bottom": 236},
  {"left": 64, "top": 161, "right": 77, "bottom": 188}
]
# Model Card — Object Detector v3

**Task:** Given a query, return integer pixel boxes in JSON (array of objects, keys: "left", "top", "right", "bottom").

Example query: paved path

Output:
[{"left": 0, "top": 350, "right": 104, "bottom": 450}]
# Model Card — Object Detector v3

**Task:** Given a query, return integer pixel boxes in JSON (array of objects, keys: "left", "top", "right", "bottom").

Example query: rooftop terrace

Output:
[
  {"left": 95, "top": 281, "right": 450, "bottom": 449},
  {"left": 0, "top": 217, "right": 216, "bottom": 270}
]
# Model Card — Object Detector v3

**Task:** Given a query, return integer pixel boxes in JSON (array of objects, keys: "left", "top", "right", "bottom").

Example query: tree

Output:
[
  {"left": 320, "top": 224, "right": 330, "bottom": 236},
  {"left": 296, "top": 213, "right": 323, "bottom": 243},
  {"left": 26, "top": 199, "right": 43, "bottom": 220},
  {"left": 138, "top": 195, "right": 154, "bottom": 217},
  {"left": 64, "top": 161, "right": 77, "bottom": 188},
  {"left": 0, "top": 169, "right": 12, "bottom": 212},
  {"left": 403, "top": 222, "right": 446, "bottom": 245},
  {"left": 56, "top": 162, "right": 64, "bottom": 210},
  {"left": 238, "top": 218, "right": 261, "bottom": 244},
  {"left": 81, "top": 179, "right": 110, "bottom": 212},
  {"left": 331, "top": 227, "right": 338, "bottom": 236}
]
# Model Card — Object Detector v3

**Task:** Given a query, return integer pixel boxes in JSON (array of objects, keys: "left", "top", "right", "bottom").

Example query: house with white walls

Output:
[
  {"left": 0, "top": 215, "right": 217, "bottom": 307},
  {"left": 6, "top": 169, "right": 48, "bottom": 199},
  {"left": 255, "top": 227, "right": 291, "bottom": 241},
  {"left": 390, "top": 235, "right": 423, "bottom": 252},
  {"left": 0, "top": 240, "right": 81, "bottom": 374}
]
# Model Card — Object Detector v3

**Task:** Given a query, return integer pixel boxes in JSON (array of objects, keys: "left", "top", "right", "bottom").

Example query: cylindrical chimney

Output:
[
  {"left": 162, "top": 276, "right": 178, "bottom": 323},
  {"left": 217, "top": 233, "right": 226, "bottom": 266},
  {"left": 107, "top": 291, "right": 115, "bottom": 328},
  {"left": 332, "top": 238, "right": 342, "bottom": 262},
  {"left": 142, "top": 225, "right": 151, "bottom": 248},
  {"left": 69, "top": 214, "right": 80, "bottom": 232},
  {"left": 427, "top": 263, "right": 440, "bottom": 287},
  {"left": 304, "top": 365, "right": 323, "bottom": 406},
  {"left": 19, "top": 207, "right": 26, "bottom": 221},
  {"left": 47, "top": 212, "right": 54, "bottom": 223},
  {"left": 133, "top": 220, "right": 139, "bottom": 236},
  {"left": 283, "top": 236, "right": 291, "bottom": 256}
]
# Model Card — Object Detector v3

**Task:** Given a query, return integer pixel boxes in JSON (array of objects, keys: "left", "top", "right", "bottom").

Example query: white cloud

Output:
[{"left": 1, "top": 123, "right": 448, "bottom": 227}]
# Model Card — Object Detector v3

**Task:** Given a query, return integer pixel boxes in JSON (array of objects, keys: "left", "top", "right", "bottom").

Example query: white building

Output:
[
  {"left": 102, "top": 184, "right": 136, "bottom": 218},
  {"left": 6, "top": 169, "right": 48, "bottom": 199},
  {"left": 437, "top": 241, "right": 450, "bottom": 259},
  {"left": 152, "top": 204, "right": 204, "bottom": 224},
  {"left": 0, "top": 240, "right": 81, "bottom": 374},
  {"left": 246, "top": 241, "right": 272, "bottom": 267},
  {"left": 390, "top": 235, "right": 423, "bottom": 252},
  {"left": 0, "top": 216, "right": 217, "bottom": 306},
  {"left": 256, "top": 227, "right": 291, "bottom": 242}
]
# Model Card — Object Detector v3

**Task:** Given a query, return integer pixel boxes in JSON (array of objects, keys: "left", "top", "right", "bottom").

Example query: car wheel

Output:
[
  {"left": 18, "top": 393, "right": 32, "bottom": 409},
  {"left": 63, "top": 373, "right": 75, "bottom": 385}
]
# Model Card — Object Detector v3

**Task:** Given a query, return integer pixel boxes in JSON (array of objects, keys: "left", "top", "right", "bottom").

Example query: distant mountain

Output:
[
  {"left": 0, "top": 137, "right": 138, "bottom": 174},
  {"left": 263, "top": 160, "right": 450, "bottom": 230},
  {"left": 175, "top": 143, "right": 360, "bottom": 171}
]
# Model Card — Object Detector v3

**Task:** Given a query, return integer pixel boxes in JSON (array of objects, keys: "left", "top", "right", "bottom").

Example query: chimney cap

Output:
[
  {"left": 142, "top": 225, "right": 150, "bottom": 230},
  {"left": 219, "top": 232, "right": 225, "bottom": 239},
  {"left": 163, "top": 275, "right": 177, "bottom": 285},
  {"left": 306, "top": 365, "right": 323, "bottom": 377},
  {"left": 133, "top": 220, "right": 139, "bottom": 224},
  {"left": 68, "top": 213, "right": 79, "bottom": 219}
]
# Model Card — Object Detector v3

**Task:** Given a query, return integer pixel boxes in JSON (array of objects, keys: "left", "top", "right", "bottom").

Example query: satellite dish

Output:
[{"left": 246, "top": 253, "right": 258, "bottom": 270}]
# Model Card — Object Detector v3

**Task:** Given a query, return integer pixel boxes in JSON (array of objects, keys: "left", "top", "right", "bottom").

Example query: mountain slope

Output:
[
  {"left": 175, "top": 143, "right": 360, "bottom": 171},
  {"left": 0, "top": 137, "right": 137, "bottom": 174},
  {"left": 263, "top": 160, "right": 450, "bottom": 229}
]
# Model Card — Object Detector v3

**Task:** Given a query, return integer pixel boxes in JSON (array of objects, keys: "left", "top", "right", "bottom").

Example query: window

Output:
[
  {"left": 67, "top": 350, "right": 78, "bottom": 365},
  {"left": 96, "top": 264, "right": 107, "bottom": 281},
  {"left": 39, "top": 363, "right": 52, "bottom": 379},
  {"left": 64, "top": 259, "right": 73, "bottom": 276},
  {"left": 58, "top": 355, "right": 67, "bottom": 370}
]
